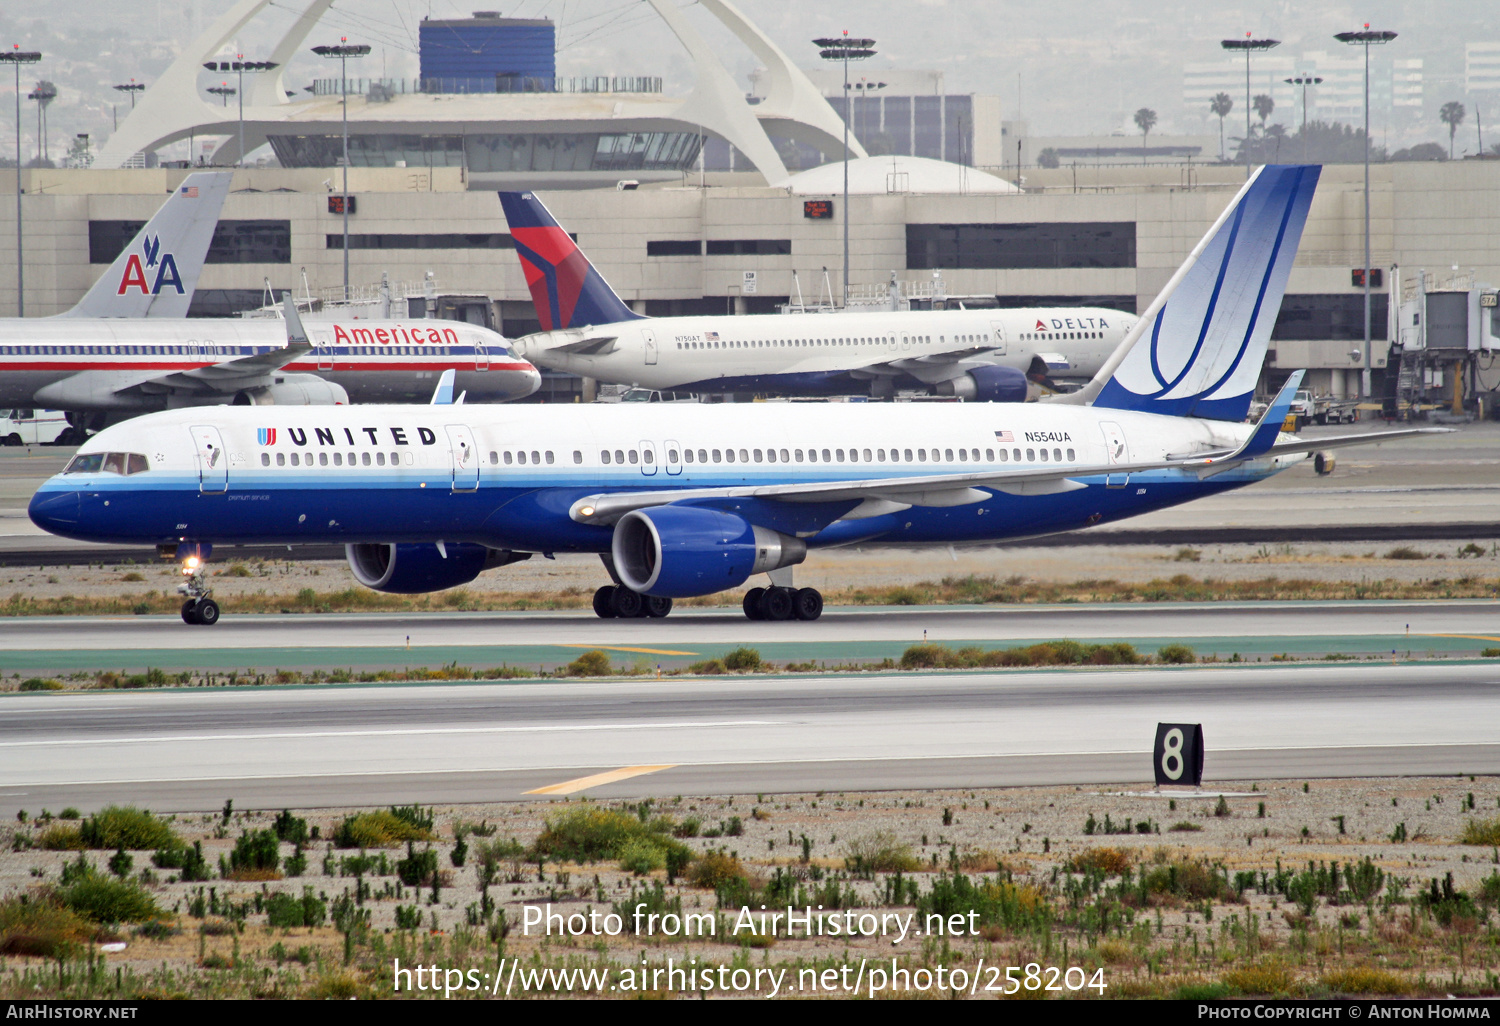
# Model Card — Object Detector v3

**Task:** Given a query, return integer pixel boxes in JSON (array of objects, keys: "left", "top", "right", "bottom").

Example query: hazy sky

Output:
[{"left": 4, "top": 0, "right": 1497, "bottom": 157}]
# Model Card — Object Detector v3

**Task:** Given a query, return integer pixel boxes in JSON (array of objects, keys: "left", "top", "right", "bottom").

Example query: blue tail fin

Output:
[
  {"left": 497, "top": 191, "right": 644, "bottom": 330},
  {"left": 1090, "top": 165, "right": 1320, "bottom": 421}
]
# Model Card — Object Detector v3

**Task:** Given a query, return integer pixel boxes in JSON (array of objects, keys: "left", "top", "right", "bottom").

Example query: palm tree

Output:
[
  {"left": 1253, "top": 94, "right": 1275, "bottom": 134},
  {"left": 1440, "top": 101, "right": 1466, "bottom": 159},
  {"left": 1210, "top": 93, "right": 1233, "bottom": 161},
  {"left": 1134, "top": 107, "right": 1158, "bottom": 163},
  {"left": 1265, "top": 123, "right": 1287, "bottom": 163}
]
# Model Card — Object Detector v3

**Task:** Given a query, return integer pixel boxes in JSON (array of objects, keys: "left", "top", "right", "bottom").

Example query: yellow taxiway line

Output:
[
  {"left": 524, "top": 764, "right": 678, "bottom": 796},
  {"left": 558, "top": 644, "right": 698, "bottom": 656}
]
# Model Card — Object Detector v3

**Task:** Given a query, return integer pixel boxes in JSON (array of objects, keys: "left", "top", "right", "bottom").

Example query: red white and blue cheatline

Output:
[{"left": 257, "top": 428, "right": 276, "bottom": 446}]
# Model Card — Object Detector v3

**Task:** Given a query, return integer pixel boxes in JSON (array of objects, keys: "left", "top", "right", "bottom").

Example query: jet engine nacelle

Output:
[
  {"left": 611, "top": 506, "right": 806, "bottom": 598},
  {"left": 347, "top": 542, "right": 499, "bottom": 594},
  {"left": 232, "top": 374, "right": 350, "bottom": 406},
  {"left": 934, "top": 364, "right": 1029, "bottom": 403}
]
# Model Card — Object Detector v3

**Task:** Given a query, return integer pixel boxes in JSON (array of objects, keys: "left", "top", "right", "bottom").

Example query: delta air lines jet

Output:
[
  {"left": 29, "top": 166, "right": 1445, "bottom": 626},
  {"left": 498, "top": 191, "right": 1131, "bottom": 399}
]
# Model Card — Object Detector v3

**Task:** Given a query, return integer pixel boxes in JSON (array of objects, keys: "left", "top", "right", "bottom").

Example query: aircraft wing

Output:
[{"left": 518, "top": 328, "right": 618, "bottom": 357}]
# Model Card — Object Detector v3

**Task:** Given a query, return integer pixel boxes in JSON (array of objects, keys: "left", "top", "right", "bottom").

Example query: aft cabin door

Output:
[
  {"left": 639, "top": 440, "right": 658, "bottom": 477},
  {"left": 445, "top": 425, "right": 479, "bottom": 491},
  {"left": 1100, "top": 421, "right": 1130, "bottom": 489},
  {"left": 988, "top": 320, "right": 1008, "bottom": 356},
  {"left": 642, "top": 329, "right": 657, "bottom": 366},
  {"left": 190, "top": 425, "right": 228, "bottom": 494}
]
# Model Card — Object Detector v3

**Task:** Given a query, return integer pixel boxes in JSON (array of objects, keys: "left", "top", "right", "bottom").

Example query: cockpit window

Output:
[{"left": 62, "top": 452, "right": 149, "bottom": 475}]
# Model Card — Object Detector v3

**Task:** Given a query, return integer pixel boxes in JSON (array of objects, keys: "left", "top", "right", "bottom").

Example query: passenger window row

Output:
[
  {"left": 490, "top": 450, "right": 555, "bottom": 466},
  {"left": 261, "top": 451, "right": 411, "bottom": 468},
  {"left": 592, "top": 446, "right": 1079, "bottom": 466}
]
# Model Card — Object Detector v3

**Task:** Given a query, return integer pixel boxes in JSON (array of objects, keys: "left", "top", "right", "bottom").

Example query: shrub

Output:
[
  {"left": 688, "top": 851, "right": 746, "bottom": 889},
  {"left": 153, "top": 841, "right": 211, "bottom": 882},
  {"left": 1157, "top": 644, "right": 1197, "bottom": 665},
  {"left": 1321, "top": 967, "right": 1413, "bottom": 996},
  {"left": 396, "top": 844, "right": 439, "bottom": 887},
  {"left": 842, "top": 831, "right": 920, "bottom": 875},
  {"left": 916, "top": 874, "right": 1050, "bottom": 932},
  {"left": 0, "top": 895, "right": 97, "bottom": 957},
  {"left": 1067, "top": 847, "right": 1134, "bottom": 875},
  {"left": 272, "top": 810, "right": 309, "bottom": 845},
  {"left": 687, "top": 659, "right": 725, "bottom": 675},
  {"left": 1384, "top": 547, "right": 1427, "bottom": 560},
  {"left": 567, "top": 650, "right": 612, "bottom": 677},
  {"left": 1483, "top": 647, "right": 1500, "bottom": 658},
  {"left": 618, "top": 838, "right": 666, "bottom": 876},
  {"left": 1138, "top": 857, "right": 1236, "bottom": 903},
  {"left": 533, "top": 807, "right": 656, "bottom": 863},
  {"left": 333, "top": 810, "right": 434, "bottom": 849},
  {"left": 226, "top": 829, "right": 280, "bottom": 879},
  {"left": 1168, "top": 821, "right": 1204, "bottom": 832},
  {"left": 394, "top": 905, "right": 423, "bottom": 930},
  {"left": 36, "top": 825, "right": 85, "bottom": 851},
  {"left": 56, "top": 876, "right": 161, "bottom": 923},
  {"left": 58, "top": 808, "right": 80, "bottom": 821},
  {"left": 18, "top": 678, "right": 63, "bottom": 691},
  {"left": 265, "top": 887, "right": 326, "bottom": 928},
  {"left": 722, "top": 647, "right": 761, "bottom": 671},
  {"left": 1459, "top": 818, "right": 1500, "bottom": 846},
  {"left": 899, "top": 644, "right": 948, "bottom": 669},
  {"left": 78, "top": 806, "right": 179, "bottom": 851},
  {"left": 1223, "top": 961, "right": 1296, "bottom": 996}
]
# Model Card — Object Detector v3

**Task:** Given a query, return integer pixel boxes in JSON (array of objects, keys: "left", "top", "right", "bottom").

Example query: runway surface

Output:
[
  {"left": 0, "top": 600, "right": 1495, "bottom": 672},
  {"left": 2, "top": 662, "right": 1497, "bottom": 814}
]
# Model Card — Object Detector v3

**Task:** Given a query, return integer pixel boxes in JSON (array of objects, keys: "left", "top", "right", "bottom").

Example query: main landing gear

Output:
[
  {"left": 592, "top": 585, "right": 672, "bottom": 619},
  {"left": 742, "top": 586, "right": 823, "bottom": 622},
  {"left": 177, "top": 555, "right": 220, "bottom": 626}
]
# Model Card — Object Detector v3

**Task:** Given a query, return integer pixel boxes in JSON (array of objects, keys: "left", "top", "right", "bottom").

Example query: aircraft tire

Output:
[
  {"left": 760, "top": 586, "right": 794, "bottom": 622},
  {"left": 195, "top": 599, "right": 221, "bottom": 626},
  {"left": 793, "top": 588, "right": 824, "bottom": 621},
  {"left": 181, "top": 600, "right": 201, "bottom": 625},
  {"left": 742, "top": 588, "right": 765, "bottom": 620},
  {"left": 592, "top": 586, "right": 617, "bottom": 618},
  {"left": 644, "top": 595, "right": 673, "bottom": 618},
  {"left": 610, "top": 587, "right": 644, "bottom": 619}
]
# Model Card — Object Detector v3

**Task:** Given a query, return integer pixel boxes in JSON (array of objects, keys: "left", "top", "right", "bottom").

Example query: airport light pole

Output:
[
  {"left": 207, "top": 84, "right": 236, "bottom": 107},
  {"left": 3, "top": 45, "right": 42, "bottom": 317},
  {"left": 814, "top": 32, "right": 875, "bottom": 308},
  {"left": 312, "top": 39, "right": 370, "bottom": 301},
  {"left": 202, "top": 57, "right": 277, "bottom": 168},
  {"left": 1336, "top": 26, "right": 1396, "bottom": 399},
  {"left": 1284, "top": 75, "right": 1322, "bottom": 162},
  {"left": 27, "top": 80, "right": 54, "bottom": 167},
  {"left": 113, "top": 79, "right": 144, "bottom": 110},
  {"left": 1221, "top": 34, "right": 1280, "bottom": 178}
]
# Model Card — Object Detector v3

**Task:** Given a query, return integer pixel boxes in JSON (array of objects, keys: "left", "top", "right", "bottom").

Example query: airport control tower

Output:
[{"left": 419, "top": 11, "right": 557, "bottom": 93}]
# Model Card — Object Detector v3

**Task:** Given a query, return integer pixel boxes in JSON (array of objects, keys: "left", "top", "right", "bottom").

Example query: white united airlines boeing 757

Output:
[
  {"left": 497, "top": 191, "right": 1131, "bottom": 400},
  {"left": 0, "top": 175, "right": 538, "bottom": 440},
  {"left": 29, "top": 166, "right": 1445, "bottom": 626}
]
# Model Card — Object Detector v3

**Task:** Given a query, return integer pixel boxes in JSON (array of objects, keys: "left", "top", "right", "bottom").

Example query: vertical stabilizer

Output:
[
  {"left": 62, "top": 171, "right": 233, "bottom": 318},
  {"left": 498, "top": 191, "right": 644, "bottom": 330},
  {"left": 1078, "top": 165, "right": 1320, "bottom": 421}
]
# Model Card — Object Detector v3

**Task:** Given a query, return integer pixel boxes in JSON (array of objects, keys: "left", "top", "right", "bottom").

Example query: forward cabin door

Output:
[
  {"left": 190, "top": 425, "right": 228, "bottom": 494},
  {"left": 664, "top": 439, "right": 682, "bottom": 476},
  {"left": 474, "top": 335, "right": 489, "bottom": 372},
  {"left": 642, "top": 328, "right": 658, "bottom": 366},
  {"left": 639, "top": 440, "right": 658, "bottom": 476},
  {"left": 1100, "top": 421, "right": 1129, "bottom": 489},
  {"left": 446, "top": 424, "right": 480, "bottom": 491}
]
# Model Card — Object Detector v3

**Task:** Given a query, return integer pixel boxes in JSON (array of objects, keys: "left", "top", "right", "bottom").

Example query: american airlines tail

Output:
[
  {"left": 60, "top": 170, "right": 233, "bottom": 319},
  {"left": 497, "top": 191, "right": 644, "bottom": 330},
  {"left": 1058, "top": 164, "right": 1320, "bottom": 422}
]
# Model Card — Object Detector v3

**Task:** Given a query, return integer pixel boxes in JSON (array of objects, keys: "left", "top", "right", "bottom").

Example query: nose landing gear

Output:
[{"left": 177, "top": 555, "right": 220, "bottom": 626}]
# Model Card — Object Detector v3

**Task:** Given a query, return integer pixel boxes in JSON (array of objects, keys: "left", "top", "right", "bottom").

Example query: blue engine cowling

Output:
[
  {"left": 612, "top": 506, "right": 806, "bottom": 598},
  {"left": 935, "top": 364, "right": 1029, "bottom": 402},
  {"left": 346, "top": 542, "right": 495, "bottom": 594}
]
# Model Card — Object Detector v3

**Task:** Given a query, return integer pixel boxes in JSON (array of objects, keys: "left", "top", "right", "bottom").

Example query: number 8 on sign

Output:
[{"left": 1153, "top": 723, "right": 1204, "bottom": 786}]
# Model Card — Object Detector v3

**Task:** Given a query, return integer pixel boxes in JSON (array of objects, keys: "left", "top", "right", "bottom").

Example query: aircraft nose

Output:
[{"left": 29, "top": 486, "right": 80, "bottom": 533}]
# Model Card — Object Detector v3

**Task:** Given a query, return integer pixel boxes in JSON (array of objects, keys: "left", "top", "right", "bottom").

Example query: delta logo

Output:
[
  {"left": 1034, "top": 316, "right": 1110, "bottom": 331},
  {"left": 257, "top": 428, "right": 277, "bottom": 446},
  {"left": 116, "top": 235, "right": 183, "bottom": 296}
]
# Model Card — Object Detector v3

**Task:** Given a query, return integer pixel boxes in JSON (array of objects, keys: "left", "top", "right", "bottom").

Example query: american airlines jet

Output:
[
  {"left": 498, "top": 191, "right": 1133, "bottom": 400},
  {"left": 0, "top": 179, "right": 540, "bottom": 440},
  {"left": 29, "top": 166, "right": 1445, "bottom": 627}
]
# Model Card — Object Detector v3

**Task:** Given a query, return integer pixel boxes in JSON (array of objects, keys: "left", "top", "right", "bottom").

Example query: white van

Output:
[{"left": 0, "top": 409, "right": 70, "bottom": 446}]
